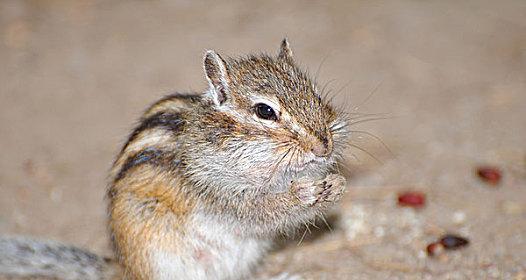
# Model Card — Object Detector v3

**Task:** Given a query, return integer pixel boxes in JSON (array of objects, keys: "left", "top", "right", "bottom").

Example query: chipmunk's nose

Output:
[{"left": 311, "top": 136, "right": 333, "bottom": 158}]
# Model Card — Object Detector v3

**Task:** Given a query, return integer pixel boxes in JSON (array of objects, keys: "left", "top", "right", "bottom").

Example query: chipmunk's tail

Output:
[{"left": 0, "top": 237, "right": 121, "bottom": 280}]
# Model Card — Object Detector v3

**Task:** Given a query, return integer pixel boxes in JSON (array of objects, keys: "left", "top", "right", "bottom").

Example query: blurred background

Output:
[{"left": 0, "top": 0, "right": 525, "bottom": 278}]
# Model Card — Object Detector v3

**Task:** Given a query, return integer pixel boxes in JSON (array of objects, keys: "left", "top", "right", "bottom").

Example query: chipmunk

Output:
[{"left": 0, "top": 39, "right": 349, "bottom": 280}]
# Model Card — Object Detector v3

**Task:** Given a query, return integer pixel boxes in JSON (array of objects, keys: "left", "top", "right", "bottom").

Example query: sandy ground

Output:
[{"left": 1, "top": 0, "right": 525, "bottom": 279}]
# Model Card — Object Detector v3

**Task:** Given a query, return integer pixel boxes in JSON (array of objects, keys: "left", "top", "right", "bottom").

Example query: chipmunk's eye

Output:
[{"left": 254, "top": 103, "right": 278, "bottom": 121}]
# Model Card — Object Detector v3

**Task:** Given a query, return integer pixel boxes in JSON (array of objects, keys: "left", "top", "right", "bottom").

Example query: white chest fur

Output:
[{"left": 151, "top": 211, "right": 271, "bottom": 280}]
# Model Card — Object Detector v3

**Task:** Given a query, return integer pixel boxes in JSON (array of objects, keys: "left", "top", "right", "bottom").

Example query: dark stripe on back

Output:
[
  {"left": 134, "top": 112, "right": 184, "bottom": 140},
  {"left": 121, "top": 111, "right": 184, "bottom": 154},
  {"left": 114, "top": 147, "right": 180, "bottom": 183}
]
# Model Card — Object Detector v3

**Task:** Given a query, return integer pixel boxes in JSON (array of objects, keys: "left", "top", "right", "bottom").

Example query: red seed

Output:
[
  {"left": 426, "top": 242, "right": 445, "bottom": 256},
  {"left": 477, "top": 166, "right": 502, "bottom": 185},
  {"left": 439, "top": 234, "right": 469, "bottom": 250},
  {"left": 397, "top": 191, "right": 426, "bottom": 208}
]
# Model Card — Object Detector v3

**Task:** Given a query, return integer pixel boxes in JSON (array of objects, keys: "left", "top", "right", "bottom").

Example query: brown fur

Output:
[
  {"left": 107, "top": 41, "right": 349, "bottom": 279},
  {"left": 111, "top": 45, "right": 336, "bottom": 277},
  {"left": 108, "top": 94, "right": 198, "bottom": 279},
  {"left": 109, "top": 169, "right": 195, "bottom": 279}
]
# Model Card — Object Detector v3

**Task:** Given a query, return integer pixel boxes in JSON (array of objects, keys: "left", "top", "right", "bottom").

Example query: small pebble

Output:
[
  {"left": 477, "top": 166, "right": 502, "bottom": 185},
  {"left": 397, "top": 191, "right": 426, "bottom": 208},
  {"left": 439, "top": 234, "right": 470, "bottom": 249},
  {"left": 452, "top": 211, "right": 466, "bottom": 224}
]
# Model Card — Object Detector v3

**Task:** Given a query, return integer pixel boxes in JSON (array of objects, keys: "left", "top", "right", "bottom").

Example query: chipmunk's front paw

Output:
[
  {"left": 293, "top": 174, "right": 346, "bottom": 207},
  {"left": 315, "top": 174, "right": 347, "bottom": 205}
]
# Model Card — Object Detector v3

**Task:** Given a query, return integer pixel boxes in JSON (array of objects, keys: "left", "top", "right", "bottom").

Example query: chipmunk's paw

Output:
[
  {"left": 293, "top": 174, "right": 346, "bottom": 207},
  {"left": 314, "top": 173, "right": 346, "bottom": 205}
]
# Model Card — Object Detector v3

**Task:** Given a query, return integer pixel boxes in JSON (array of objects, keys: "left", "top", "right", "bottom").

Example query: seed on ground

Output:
[
  {"left": 477, "top": 166, "right": 502, "bottom": 185},
  {"left": 439, "top": 234, "right": 470, "bottom": 249},
  {"left": 397, "top": 191, "right": 426, "bottom": 208}
]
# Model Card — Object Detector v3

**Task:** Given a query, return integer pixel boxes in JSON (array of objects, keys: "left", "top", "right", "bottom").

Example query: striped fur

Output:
[
  {"left": 106, "top": 40, "right": 349, "bottom": 279},
  {"left": 108, "top": 93, "right": 198, "bottom": 279}
]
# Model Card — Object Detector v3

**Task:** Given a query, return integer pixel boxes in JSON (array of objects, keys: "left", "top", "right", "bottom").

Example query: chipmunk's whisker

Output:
[
  {"left": 268, "top": 145, "right": 292, "bottom": 182},
  {"left": 319, "top": 79, "right": 337, "bottom": 100},
  {"left": 336, "top": 157, "right": 357, "bottom": 173},
  {"left": 319, "top": 214, "right": 332, "bottom": 232},
  {"left": 307, "top": 219, "right": 319, "bottom": 229},
  {"left": 297, "top": 226, "right": 309, "bottom": 246},
  {"left": 352, "top": 80, "right": 383, "bottom": 112},
  {"left": 314, "top": 53, "right": 330, "bottom": 85},
  {"left": 272, "top": 142, "right": 291, "bottom": 150},
  {"left": 346, "top": 112, "right": 391, "bottom": 118},
  {"left": 348, "top": 130, "right": 393, "bottom": 156},
  {"left": 348, "top": 116, "right": 391, "bottom": 127},
  {"left": 334, "top": 81, "right": 352, "bottom": 100},
  {"left": 286, "top": 147, "right": 299, "bottom": 176},
  {"left": 348, "top": 143, "right": 383, "bottom": 164}
]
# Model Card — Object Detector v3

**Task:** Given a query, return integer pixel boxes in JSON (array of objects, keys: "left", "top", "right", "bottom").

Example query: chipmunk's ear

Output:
[
  {"left": 278, "top": 38, "right": 293, "bottom": 61},
  {"left": 204, "top": 50, "right": 230, "bottom": 106}
]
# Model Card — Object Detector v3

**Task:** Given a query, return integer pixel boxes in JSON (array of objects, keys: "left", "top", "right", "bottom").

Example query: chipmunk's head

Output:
[{"left": 188, "top": 39, "right": 348, "bottom": 191}]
